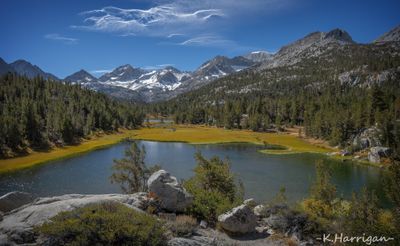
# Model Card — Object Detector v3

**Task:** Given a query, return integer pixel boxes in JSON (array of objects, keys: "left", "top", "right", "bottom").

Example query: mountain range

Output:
[
  {"left": 1, "top": 25, "right": 399, "bottom": 102},
  {"left": 0, "top": 53, "right": 260, "bottom": 102}
]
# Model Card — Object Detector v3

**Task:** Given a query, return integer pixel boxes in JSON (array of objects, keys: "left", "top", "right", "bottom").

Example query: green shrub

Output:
[
  {"left": 310, "top": 160, "right": 336, "bottom": 203},
  {"left": 36, "top": 202, "right": 167, "bottom": 246},
  {"left": 184, "top": 152, "right": 243, "bottom": 225},
  {"left": 166, "top": 215, "right": 198, "bottom": 237}
]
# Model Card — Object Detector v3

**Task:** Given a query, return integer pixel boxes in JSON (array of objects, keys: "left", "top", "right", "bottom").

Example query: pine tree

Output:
[{"left": 110, "top": 142, "right": 159, "bottom": 193}]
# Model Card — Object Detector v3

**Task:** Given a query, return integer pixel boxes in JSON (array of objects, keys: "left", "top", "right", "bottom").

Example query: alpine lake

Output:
[{"left": 0, "top": 140, "right": 387, "bottom": 205}]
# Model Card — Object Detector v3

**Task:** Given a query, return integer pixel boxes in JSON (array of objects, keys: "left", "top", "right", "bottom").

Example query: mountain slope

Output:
[
  {"left": 260, "top": 28, "right": 355, "bottom": 69},
  {"left": 244, "top": 51, "right": 273, "bottom": 62},
  {"left": 0, "top": 58, "right": 15, "bottom": 76},
  {"left": 173, "top": 41, "right": 400, "bottom": 103},
  {"left": 374, "top": 25, "right": 400, "bottom": 43},
  {"left": 10, "top": 60, "right": 59, "bottom": 80},
  {"left": 193, "top": 56, "right": 255, "bottom": 79},
  {"left": 163, "top": 56, "right": 256, "bottom": 101}
]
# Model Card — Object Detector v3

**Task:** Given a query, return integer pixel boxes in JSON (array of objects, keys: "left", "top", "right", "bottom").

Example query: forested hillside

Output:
[
  {"left": 0, "top": 74, "right": 144, "bottom": 158},
  {"left": 149, "top": 42, "right": 400, "bottom": 156}
]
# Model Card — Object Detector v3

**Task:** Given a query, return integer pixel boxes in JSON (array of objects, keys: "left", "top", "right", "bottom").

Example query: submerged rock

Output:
[
  {"left": 0, "top": 191, "right": 35, "bottom": 213},
  {"left": 218, "top": 204, "right": 257, "bottom": 234},
  {"left": 147, "top": 170, "right": 193, "bottom": 212}
]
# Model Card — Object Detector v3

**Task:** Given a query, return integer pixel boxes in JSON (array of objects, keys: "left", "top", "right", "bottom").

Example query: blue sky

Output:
[{"left": 1, "top": 0, "right": 399, "bottom": 78}]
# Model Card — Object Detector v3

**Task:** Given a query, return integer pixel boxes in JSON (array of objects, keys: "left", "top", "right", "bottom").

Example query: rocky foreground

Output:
[{"left": 0, "top": 170, "right": 315, "bottom": 246}]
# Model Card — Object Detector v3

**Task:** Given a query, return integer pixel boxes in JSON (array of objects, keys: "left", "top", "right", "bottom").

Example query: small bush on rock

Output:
[
  {"left": 36, "top": 202, "right": 167, "bottom": 246},
  {"left": 184, "top": 152, "right": 244, "bottom": 225}
]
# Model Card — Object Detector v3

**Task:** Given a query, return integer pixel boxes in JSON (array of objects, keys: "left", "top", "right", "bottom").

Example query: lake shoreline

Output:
[
  {"left": 0, "top": 124, "right": 378, "bottom": 174},
  {"left": 0, "top": 129, "right": 138, "bottom": 173}
]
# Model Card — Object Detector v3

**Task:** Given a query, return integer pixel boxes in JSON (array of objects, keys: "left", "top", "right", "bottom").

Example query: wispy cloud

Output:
[
  {"left": 71, "top": 0, "right": 290, "bottom": 47},
  {"left": 143, "top": 64, "right": 176, "bottom": 70},
  {"left": 72, "top": 5, "right": 224, "bottom": 38},
  {"left": 90, "top": 69, "right": 112, "bottom": 74},
  {"left": 179, "top": 35, "right": 236, "bottom": 47},
  {"left": 44, "top": 33, "right": 78, "bottom": 44},
  {"left": 157, "top": 64, "right": 174, "bottom": 67},
  {"left": 167, "top": 33, "right": 185, "bottom": 38}
]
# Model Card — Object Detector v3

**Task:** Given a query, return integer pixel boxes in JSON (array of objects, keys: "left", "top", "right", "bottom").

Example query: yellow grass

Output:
[
  {"left": 0, "top": 129, "right": 137, "bottom": 173},
  {"left": 132, "top": 125, "right": 332, "bottom": 154},
  {"left": 0, "top": 125, "right": 333, "bottom": 173}
]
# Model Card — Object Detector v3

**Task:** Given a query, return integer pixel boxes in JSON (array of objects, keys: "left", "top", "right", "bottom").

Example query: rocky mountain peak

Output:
[
  {"left": 115, "top": 64, "right": 134, "bottom": 72},
  {"left": 99, "top": 64, "right": 146, "bottom": 82},
  {"left": 324, "top": 28, "right": 354, "bottom": 43},
  {"left": 162, "top": 66, "right": 181, "bottom": 73},
  {"left": 64, "top": 69, "right": 97, "bottom": 83}
]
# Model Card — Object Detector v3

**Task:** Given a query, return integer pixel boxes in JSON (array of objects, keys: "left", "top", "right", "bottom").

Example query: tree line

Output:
[{"left": 0, "top": 74, "right": 144, "bottom": 158}]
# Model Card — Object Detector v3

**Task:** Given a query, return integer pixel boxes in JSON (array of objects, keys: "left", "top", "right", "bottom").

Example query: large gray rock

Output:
[
  {"left": 218, "top": 204, "right": 257, "bottom": 234},
  {"left": 352, "top": 127, "right": 382, "bottom": 151},
  {"left": 147, "top": 170, "right": 193, "bottom": 212},
  {"left": 368, "top": 147, "right": 392, "bottom": 163},
  {"left": 0, "top": 193, "right": 145, "bottom": 245},
  {"left": 0, "top": 191, "right": 35, "bottom": 213}
]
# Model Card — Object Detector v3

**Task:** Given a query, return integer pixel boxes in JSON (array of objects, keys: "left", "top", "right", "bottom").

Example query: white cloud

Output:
[{"left": 44, "top": 33, "right": 78, "bottom": 44}]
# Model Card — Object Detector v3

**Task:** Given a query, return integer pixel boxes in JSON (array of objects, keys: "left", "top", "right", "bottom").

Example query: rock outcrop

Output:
[
  {"left": 368, "top": 147, "right": 392, "bottom": 163},
  {"left": 253, "top": 204, "right": 266, "bottom": 217},
  {"left": 352, "top": 127, "right": 382, "bottom": 151},
  {"left": 218, "top": 204, "right": 258, "bottom": 234},
  {"left": 0, "top": 191, "right": 35, "bottom": 213},
  {"left": 147, "top": 170, "right": 193, "bottom": 212},
  {"left": 0, "top": 193, "right": 147, "bottom": 244}
]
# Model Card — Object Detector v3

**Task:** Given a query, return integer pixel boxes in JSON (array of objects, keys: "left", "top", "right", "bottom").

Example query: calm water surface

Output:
[{"left": 0, "top": 141, "right": 385, "bottom": 204}]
